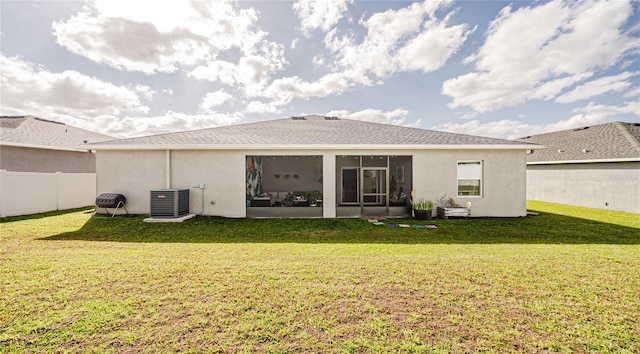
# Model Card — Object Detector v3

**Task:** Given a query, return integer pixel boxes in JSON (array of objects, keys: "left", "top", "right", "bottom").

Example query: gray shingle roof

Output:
[
  {"left": 515, "top": 121, "right": 640, "bottom": 162},
  {"left": 89, "top": 115, "right": 536, "bottom": 148},
  {"left": 0, "top": 115, "right": 114, "bottom": 149}
]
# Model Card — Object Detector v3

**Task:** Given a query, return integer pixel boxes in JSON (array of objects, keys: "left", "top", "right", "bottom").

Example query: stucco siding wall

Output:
[
  {"left": 413, "top": 149, "right": 527, "bottom": 217},
  {"left": 170, "top": 150, "right": 246, "bottom": 217},
  {"left": 0, "top": 145, "right": 96, "bottom": 173},
  {"left": 527, "top": 162, "right": 640, "bottom": 214},
  {"left": 95, "top": 148, "right": 528, "bottom": 218},
  {"left": 96, "top": 150, "right": 166, "bottom": 215}
]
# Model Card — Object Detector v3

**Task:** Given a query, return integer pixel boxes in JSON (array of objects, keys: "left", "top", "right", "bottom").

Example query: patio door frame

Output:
[
  {"left": 340, "top": 167, "right": 360, "bottom": 205},
  {"left": 360, "top": 166, "right": 388, "bottom": 216},
  {"left": 361, "top": 167, "right": 388, "bottom": 205}
]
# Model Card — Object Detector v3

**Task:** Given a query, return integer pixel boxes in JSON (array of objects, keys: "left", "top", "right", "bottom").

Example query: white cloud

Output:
[
  {"left": 132, "top": 84, "right": 156, "bottom": 100},
  {"left": 263, "top": 73, "right": 351, "bottom": 105},
  {"left": 432, "top": 119, "right": 542, "bottom": 140},
  {"left": 432, "top": 101, "right": 640, "bottom": 139},
  {"left": 199, "top": 90, "right": 233, "bottom": 112},
  {"left": 190, "top": 48, "right": 286, "bottom": 96},
  {"left": 395, "top": 12, "right": 474, "bottom": 73},
  {"left": 459, "top": 111, "right": 478, "bottom": 120},
  {"left": 325, "top": 108, "right": 411, "bottom": 126},
  {"left": 293, "top": 0, "right": 351, "bottom": 36},
  {"left": 53, "top": 0, "right": 286, "bottom": 78},
  {"left": 0, "top": 55, "right": 148, "bottom": 119},
  {"left": 91, "top": 111, "right": 244, "bottom": 138},
  {"left": 191, "top": 61, "right": 238, "bottom": 86},
  {"left": 527, "top": 72, "right": 593, "bottom": 101},
  {"left": 555, "top": 72, "right": 639, "bottom": 103},
  {"left": 623, "top": 87, "right": 640, "bottom": 98},
  {"left": 262, "top": 0, "right": 469, "bottom": 104},
  {"left": 442, "top": 0, "right": 640, "bottom": 112},
  {"left": 244, "top": 101, "right": 281, "bottom": 114},
  {"left": 548, "top": 100, "right": 640, "bottom": 131},
  {"left": 326, "top": 0, "right": 468, "bottom": 78}
]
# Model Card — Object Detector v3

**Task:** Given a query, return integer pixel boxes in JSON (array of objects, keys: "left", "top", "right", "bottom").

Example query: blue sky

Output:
[{"left": 1, "top": 0, "right": 639, "bottom": 139}]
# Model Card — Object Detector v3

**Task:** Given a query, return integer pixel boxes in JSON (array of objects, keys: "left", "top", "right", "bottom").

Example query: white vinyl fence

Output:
[{"left": 0, "top": 170, "right": 96, "bottom": 217}]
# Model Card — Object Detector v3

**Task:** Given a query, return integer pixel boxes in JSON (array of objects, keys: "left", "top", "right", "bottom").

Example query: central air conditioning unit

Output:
[{"left": 150, "top": 189, "right": 190, "bottom": 218}]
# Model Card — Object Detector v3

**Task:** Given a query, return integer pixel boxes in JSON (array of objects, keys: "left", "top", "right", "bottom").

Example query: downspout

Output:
[{"left": 165, "top": 150, "right": 171, "bottom": 188}]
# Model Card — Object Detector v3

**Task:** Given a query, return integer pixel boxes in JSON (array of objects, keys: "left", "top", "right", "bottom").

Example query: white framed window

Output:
[{"left": 457, "top": 161, "right": 482, "bottom": 197}]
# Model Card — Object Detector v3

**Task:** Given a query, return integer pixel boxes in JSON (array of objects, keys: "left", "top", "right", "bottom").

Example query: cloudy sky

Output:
[{"left": 1, "top": 0, "right": 639, "bottom": 139}]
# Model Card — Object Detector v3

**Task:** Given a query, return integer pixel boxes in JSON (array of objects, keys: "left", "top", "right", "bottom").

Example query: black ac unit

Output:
[{"left": 150, "top": 189, "right": 190, "bottom": 218}]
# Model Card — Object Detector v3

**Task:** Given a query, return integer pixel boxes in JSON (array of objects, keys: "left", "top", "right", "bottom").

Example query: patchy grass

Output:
[
  {"left": 527, "top": 200, "right": 640, "bottom": 228},
  {"left": 1, "top": 203, "right": 639, "bottom": 352}
]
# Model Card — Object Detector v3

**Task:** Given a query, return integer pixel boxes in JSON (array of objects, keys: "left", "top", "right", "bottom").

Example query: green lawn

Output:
[{"left": 1, "top": 202, "right": 639, "bottom": 352}]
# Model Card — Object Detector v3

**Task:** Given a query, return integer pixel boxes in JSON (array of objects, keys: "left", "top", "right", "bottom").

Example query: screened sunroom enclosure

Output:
[
  {"left": 336, "top": 155, "right": 412, "bottom": 218},
  {"left": 246, "top": 155, "right": 324, "bottom": 217},
  {"left": 246, "top": 154, "right": 412, "bottom": 218}
]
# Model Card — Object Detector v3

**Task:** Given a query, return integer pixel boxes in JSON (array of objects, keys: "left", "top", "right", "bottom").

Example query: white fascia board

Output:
[
  {"left": 527, "top": 157, "right": 640, "bottom": 165},
  {"left": 87, "top": 143, "right": 541, "bottom": 151},
  {"left": 0, "top": 141, "right": 91, "bottom": 152}
]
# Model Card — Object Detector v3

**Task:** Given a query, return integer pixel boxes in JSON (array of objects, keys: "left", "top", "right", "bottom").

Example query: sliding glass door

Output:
[
  {"left": 361, "top": 168, "right": 387, "bottom": 205},
  {"left": 336, "top": 155, "right": 411, "bottom": 217}
]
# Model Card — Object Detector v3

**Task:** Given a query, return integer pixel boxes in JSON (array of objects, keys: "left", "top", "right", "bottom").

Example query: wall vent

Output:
[
  {"left": 291, "top": 116, "right": 306, "bottom": 120},
  {"left": 150, "top": 189, "right": 190, "bottom": 218},
  {"left": 324, "top": 116, "right": 339, "bottom": 120}
]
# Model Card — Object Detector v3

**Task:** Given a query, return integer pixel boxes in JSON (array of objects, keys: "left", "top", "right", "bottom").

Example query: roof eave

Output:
[
  {"left": 527, "top": 157, "right": 640, "bottom": 165},
  {"left": 88, "top": 143, "right": 542, "bottom": 151},
  {"left": 0, "top": 141, "right": 93, "bottom": 152}
]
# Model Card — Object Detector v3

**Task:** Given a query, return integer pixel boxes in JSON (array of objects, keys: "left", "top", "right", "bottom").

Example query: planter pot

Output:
[
  {"left": 413, "top": 209, "right": 433, "bottom": 220},
  {"left": 437, "top": 207, "right": 470, "bottom": 219}
]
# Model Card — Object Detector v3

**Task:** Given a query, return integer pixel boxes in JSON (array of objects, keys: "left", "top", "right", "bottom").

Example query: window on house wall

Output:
[{"left": 457, "top": 161, "right": 482, "bottom": 197}]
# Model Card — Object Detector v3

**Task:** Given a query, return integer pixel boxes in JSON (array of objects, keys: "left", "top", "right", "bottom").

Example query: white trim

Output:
[
  {"left": 86, "top": 143, "right": 540, "bottom": 151},
  {"left": 527, "top": 157, "right": 640, "bottom": 165},
  {"left": 457, "top": 160, "right": 483, "bottom": 198},
  {"left": 165, "top": 150, "right": 171, "bottom": 188},
  {"left": 0, "top": 141, "right": 92, "bottom": 152}
]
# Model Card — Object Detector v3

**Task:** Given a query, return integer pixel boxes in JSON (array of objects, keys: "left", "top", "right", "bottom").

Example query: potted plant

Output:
[
  {"left": 412, "top": 198, "right": 434, "bottom": 220},
  {"left": 308, "top": 190, "right": 322, "bottom": 206}
]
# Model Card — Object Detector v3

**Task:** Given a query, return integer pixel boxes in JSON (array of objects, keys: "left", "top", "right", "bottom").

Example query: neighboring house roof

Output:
[
  {"left": 515, "top": 121, "right": 640, "bottom": 164},
  {"left": 88, "top": 115, "right": 539, "bottom": 150},
  {"left": 0, "top": 115, "right": 113, "bottom": 151}
]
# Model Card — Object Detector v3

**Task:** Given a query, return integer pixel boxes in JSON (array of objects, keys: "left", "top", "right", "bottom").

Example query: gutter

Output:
[
  {"left": 85, "top": 143, "right": 543, "bottom": 151},
  {"left": 1, "top": 141, "right": 94, "bottom": 153},
  {"left": 527, "top": 157, "right": 640, "bottom": 165}
]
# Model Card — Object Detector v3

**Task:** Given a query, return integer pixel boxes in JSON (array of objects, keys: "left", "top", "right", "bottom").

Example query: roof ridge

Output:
[
  {"left": 615, "top": 121, "right": 640, "bottom": 154},
  {"left": 517, "top": 121, "right": 622, "bottom": 140}
]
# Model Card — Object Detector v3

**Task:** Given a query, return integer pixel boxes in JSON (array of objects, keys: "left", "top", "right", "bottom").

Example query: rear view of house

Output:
[
  {"left": 516, "top": 121, "right": 640, "bottom": 214},
  {"left": 88, "top": 115, "right": 540, "bottom": 218}
]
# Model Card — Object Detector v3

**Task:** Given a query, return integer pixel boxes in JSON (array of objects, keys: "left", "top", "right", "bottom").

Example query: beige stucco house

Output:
[
  {"left": 88, "top": 115, "right": 540, "bottom": 218},
  {"left": 516, "top": 121, "right": 640, "bottom": 214},
  {"left": 0, "top": 115, "right": 113, "bottom": 173}
]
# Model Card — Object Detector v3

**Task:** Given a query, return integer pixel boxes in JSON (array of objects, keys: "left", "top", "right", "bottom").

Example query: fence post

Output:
[
  {"left": 56, "top": 171, "right": 62, "bottom": 211},
  {"left": 0, "top": 170, "right": 6, "bottom": 218}
]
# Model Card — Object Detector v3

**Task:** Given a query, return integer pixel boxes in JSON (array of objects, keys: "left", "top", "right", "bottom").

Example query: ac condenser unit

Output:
[{"left": 150, "top": 189, "right": 190, "bottom": 218}]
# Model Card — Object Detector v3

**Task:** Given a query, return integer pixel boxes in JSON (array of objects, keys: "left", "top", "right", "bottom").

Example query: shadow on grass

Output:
[
  {"left": 41, "top": 210, "right": 640, "bottom": 244},
  {"left": 0, "top": 207, "right": 94, "bottom": 223}
]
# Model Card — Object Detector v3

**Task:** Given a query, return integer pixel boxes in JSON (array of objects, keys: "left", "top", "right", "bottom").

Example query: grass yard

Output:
[{"left": 1, "top": 202, "right": 639, "bottom": 353}]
